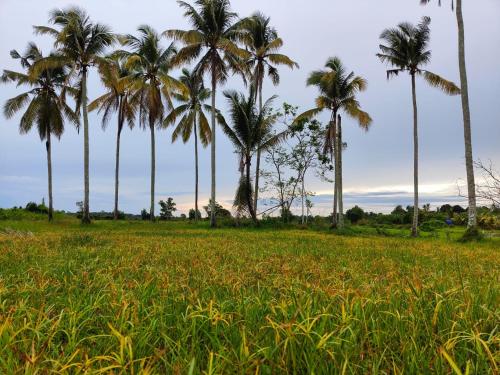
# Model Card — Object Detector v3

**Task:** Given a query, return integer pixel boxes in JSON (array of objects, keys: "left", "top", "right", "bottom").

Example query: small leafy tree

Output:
[
  {"left": 159, "top": 198, "right": 177, "bottom": 220},
  {"left": 140, "top": 209, "right": 150, "bottom": 221},
  {"left": 203, "top": 200, "right": 231, "bottom": 219},
  {"left": 189, "top": 208, "right": 202, "bottom": 220},
  {"left": 260, "top": 103, "right": 323, "bottom": 223},
  {"left": 346, "top": 205, "right": 365, "bottom": 224}
]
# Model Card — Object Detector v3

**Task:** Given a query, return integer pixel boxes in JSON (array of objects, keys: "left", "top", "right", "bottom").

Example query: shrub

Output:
[
  {"left": 420, "top": 219, "right": 446, "bottom": 232},
  {"left": 346, "top": 205, "right": 365, "bottom": 224}
]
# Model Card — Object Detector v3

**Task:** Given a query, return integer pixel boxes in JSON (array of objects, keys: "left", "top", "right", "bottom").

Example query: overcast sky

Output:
[{"left": 1, "top": 0, "right": 499, "bottom": 215}]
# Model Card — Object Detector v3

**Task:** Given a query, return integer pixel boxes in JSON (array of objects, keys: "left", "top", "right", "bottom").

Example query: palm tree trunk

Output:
[
  {"left": 337, "top": 114, "right": 344, "bottom": 229},
  {"left": 331, "top": 112, "right": 338, "bottom": 228},
  {"left": 194, "top": 113, "right": 199, "bottom": 222},
  {"left": 81, "top": 68, "right": 91, "bottom": 224},
  {"left": 113, "top": 126, "right": 121, "bottom": 220},
  {"left": 210, "top": 69, "right": 217, "bottom": 228},
  {"left": 411, "top": 73, "right": 419, "bottom": 237},
  {"left": 46, "top": 131, "right": 53, "bottom": 222},
  {"left": 253, "top": 85, "right": 263, "bottom": 215},
  {"left": 245, "top": 155, "right": 257, "bottom": 223},
  {"left": 150, "top": 121, "right": 155, "bottom": 221},
  {"left": 456, "top": 0, "right": 477, "bottom": 228},
  {"left": 301, "top": 175, "right": 305, "bottom": 224}
]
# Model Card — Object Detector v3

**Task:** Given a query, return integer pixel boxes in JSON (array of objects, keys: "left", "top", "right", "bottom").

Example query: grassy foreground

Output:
[{"left": 0, "top": 219, "right": 498, "bottom": 374}]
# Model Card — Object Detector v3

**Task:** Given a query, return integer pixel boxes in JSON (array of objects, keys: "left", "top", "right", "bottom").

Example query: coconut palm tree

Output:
[
  {"left": 377, "top": 16, "right": 460, "bottom": 236},
  {"left": 220, "top": 90, "right": 280, "bottom": 223},
  {"left": 298, "top": 57, "right": 372, "bottom": 229},
  {"left": 165, "top": 0, "right": 250, "bottom": 228},
  {"left": 163, "top": 68, "right": 224, "bottom": 221},
  {"left": 32, "top": 7, "right": 114, "bottom": 224},
  {"left": 88, "top": 57, "right": 137, "bottom": 220},
  {"left": 1, "top": 43, "right": 79, "bottom": 221},
  {"left": 117, "top": 26, "right": 180, "bottom": 221},
  {"left": 420, "top": 0, "right": 477, "bottom": 230},
  {"left": 241, "top": 12, "right": 298, "bottom": 214}
]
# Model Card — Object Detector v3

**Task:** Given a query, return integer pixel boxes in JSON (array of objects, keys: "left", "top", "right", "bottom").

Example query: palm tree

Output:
[
  {"left": 241, "top": 12, "right": 298, "bottom": 214},
  {"left": 163, "top": 68, "right": 222, "bottom": 222},
  {"left": 117, "top": 26, "right": 180, "bottom": 221},
  {"left": 298, "top": 57, "right": 372, "bottom": 229},
  {"left": 33, "top": 7, "right": 114, "bottom": 224},
  {"left": 377, "top": 16, "right": 460, "bottom": 236},
  {"left": 1, "top": 43, "right": 79, "bottom": 221},
  {"left": 88, "top": 57, "right": 137, "bottom": 220},
  {"left": 220, "top": 90, "right": 280, "bottom": 223},
  {"left": 420, "top": 0, "right": 477, "bottom": 229},
  {"left": 165, "top": 0, "right": 250, "bottom": 228}
]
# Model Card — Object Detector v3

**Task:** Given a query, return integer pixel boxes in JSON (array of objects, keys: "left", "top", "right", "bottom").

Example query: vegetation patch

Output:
[{"left": 0, "top": 219, "right": 498, "bottom": 373}]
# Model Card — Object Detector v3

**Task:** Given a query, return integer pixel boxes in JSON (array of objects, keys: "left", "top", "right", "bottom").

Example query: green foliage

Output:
[
  {"left": 346, "top": 205, "right": 365, "bottom": 224},
  {"left": 420, "top": 219, "right": 446, "bottom": 232},
  {"left": 203, "top": 199, "right": 232, "bottom": 219},
  {"left": 140, "top": 209, "right": 150, "bottom": 221},
  {"left": 189, "top": 208, "right": 202, "bottom": 220},
  {"left": 25, "top": 201, "right": 48, "bottom": 214},
  {"left": 159, "top": 198, "right": 177, "bottom": 220},
  {"left": 0, "top": 219, "right": 497, "bottom": 373},
  {"left": 0, "top": 208, "right": 52, "bottom": 221}
]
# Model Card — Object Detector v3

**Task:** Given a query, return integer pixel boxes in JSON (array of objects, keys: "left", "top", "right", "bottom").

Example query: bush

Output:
[
  {"left": 189, "top": 208, "right": 202, "bottom": 220},
  {"left": 478, "top": 213, "right": 500, "bottom": 230},
  {"left": 25, "top": 202, "right": 48, "bottom": 214},
  {"left": 420, "top": 219, "right": 446, "bottom": 232},
  {"left": 141, "top": 209, "right": 150, "bottom": 221},
  {"left": 346, "top": 205, "right": 365, "bottom": 224}
]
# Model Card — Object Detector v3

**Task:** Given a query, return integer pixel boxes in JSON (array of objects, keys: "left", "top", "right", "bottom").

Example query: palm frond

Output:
[{"left": 422, "top": 71, "right": 460, "bottom": 95}]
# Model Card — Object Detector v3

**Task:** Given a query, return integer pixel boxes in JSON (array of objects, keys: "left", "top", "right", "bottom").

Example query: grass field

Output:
[{"left": 0, "top": 218, "right": 498, "bottom": 374}]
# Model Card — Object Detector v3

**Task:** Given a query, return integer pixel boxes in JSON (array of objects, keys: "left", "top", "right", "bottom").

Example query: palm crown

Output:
[
  {"left": 306, "top": 57, "right": 371, "bottom": 126},
  {"left": 2, "top": 43, "right": 78, "bottom": 139},
  {"left": 221, "top": 90, "right": 279, "bottom": 156},
  {"left": 32, "top": 7, "right": 115, "bottom": 110},
  {"left": 163, "top": 68, "right": 215, "bottom": 146},
  {"left": 165, "top": 0, "right": 249, "bottom": 83},
  {"left": 88, "top": 57, "right": 137, "bottom": 132},
  {"left": 118, "top": 26, "right": 180, "bottom": 129},
  {"left": 241, "top": 12, "right": 298, "bottom": 99},
  {"left": 300, "top": 57, "right": 372, "bottom": 154},
  {"left": 376, "top": 16, "right": 460, "bottom": 95}
]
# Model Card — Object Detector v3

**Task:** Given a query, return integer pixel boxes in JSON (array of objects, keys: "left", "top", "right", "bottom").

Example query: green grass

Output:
[{"left": 0, "top": 217, "right": 498, "bottom": 374}]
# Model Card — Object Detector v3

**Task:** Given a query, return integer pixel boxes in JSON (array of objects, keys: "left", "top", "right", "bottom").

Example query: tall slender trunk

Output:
[
  {"left": 150, "top": 121, "right": 155, "bottom": 221},
  {"left": 210, "top": 69, "right": 217, "bottom": 227},
  {"left": 456, "top": 0, "right": 477, "bottom": 228},
  {"left": 245, "top": 155, "right": 257, "bottom": 223},
  {"left": 337, "top": 114, "right": 344, "bottom": 229},
  {"left": 114, "top": 126, "right": 122, "bottom": 220},
  {"left": 81, "top": 68, "right": 91, "bottom": 224},
  {"left": 331, "top": 111, "right": 338, "bottom": 228},
  {"left": 253, "top": 84, "right": 263, "bottom": 215},
  {"left": 411, "top": 73, "right": 419, "bottom": 237},
  {"left": 306, "top": 196, "right": 309, "bottom": 224},
  {"left": 194, "top": 113, "right": 199, "bottom": 222},
  {"left": 114, "top": 97, "right": 123, "bottom": 220},
  {"left": 46, "top": 131, "right": 53, "bottom": 222},
  {"left": 301, "top": 175, "right": 305, "bottom": 224}
]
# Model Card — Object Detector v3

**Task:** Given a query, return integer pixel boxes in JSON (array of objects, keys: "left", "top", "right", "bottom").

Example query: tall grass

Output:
[{"left": 0, "top": 219, "right": 498, "bottom": 373}]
